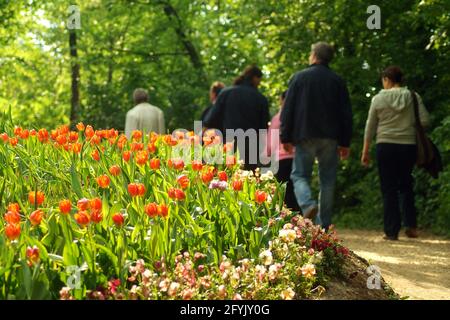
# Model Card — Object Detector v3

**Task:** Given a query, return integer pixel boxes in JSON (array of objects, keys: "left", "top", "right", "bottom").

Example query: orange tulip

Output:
[
  {"left": 77, "top": 198, "right": 90, "bottom": 211},
  {"left": 9, "top": 137, "right": 18, "bottom": 147},
  {"left": 20, "top": 129, "right": 29, "bottom": 139},
  {"left": 147, "top": 143, "right": 157, "bottom": 153},
  {"left": 232, "top": 179, "right": 243, "bottom": 191},
  {"left": 69, "top": 131, "right": 79, "bottom": 142},
  {"left": 5, "top": 223, "right": 20, "bottom": 240},
  {"left": 91, "top": 149, "right": 100, "bottom": 161},
  {"left": 90, "top": 198, "right": 102, "bottom": 211},
  {"left": 122, "top": 151, "right": 131, "bottom": 162},
  {"left": 137, "top": 183, "right": 146, "bottom": 196},
  {"left": 96, "top": 175, "right": 110, "bottom": 188},
  {"left": 112, "top": 213, "right": 124, "bottom": 227},
  {"left": 56, "top": 135, "right": 67, "bottom": 146},
  {"left": 7, "top": 203, "right": 20, "bottom": 213},
  {"left": 37, "top": 128, "right": 49, "bottom": 143},
  {"left": 76, "top": 122, "right": 85, "bottom": 131},
  {"left": 90, "top": 135, "right": 101, "bottom": 145},
  {"left": 5, "top": 211, "right": 21, "bottom": 224},
  {"left": 177, "top": 175, "right": 190, "bottom": 189},
  {"left": 85, "top": 125, "right": 95, "bottom": 139},
  {"left": 145, "top": 202, "right": 158, "bottom": 218},
  {"left": 74, "top": 211, "right": 90, "bottom": 226},
  {"left": 131, "top": 142, "right": 144, "bottom": 152},
  {"left": 201, "top": 171, "right": 214, "bottom": 184},
  {"left": 255, "top": 190, "right": 268, "bottom": 204},
  {"left": 59, "top": 199, "right": 72, "bottom": 214},
  {"left": 109, "top": 165, "right": 121, "bottom": 176},
  {"left": 150, "top": 158, "right": 160, "bottom": 170},
  {"left": 72, "top": 142, "right": 82, "bottom": 154},
  {"left": 135, "top": 150, "right": 149, "bottom": 166},
  {"left": 28, "top": 191, "right": 45, "bottom": 206},
  {"left": 158, "top": 204, "right": 169, "bottom": 218},
  {"left": 128, "top": 183, "right": 145, "bottom": 197},
  {"left": 131, "top": 130, "right": 142, "bottom": 141},
  {"left": 30, "top": 209, "right": 44, "bottom": 226},
  {"left": 226, "top": 155, "right": 236, "bottom": 167},
  {"left": 14, "top": 126, "right": 22, "bottom": 136}
]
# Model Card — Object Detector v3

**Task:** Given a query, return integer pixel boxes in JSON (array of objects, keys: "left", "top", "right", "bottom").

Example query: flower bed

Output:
[{"left": 0, "top": 123, "right": 348, "bottom": 300}]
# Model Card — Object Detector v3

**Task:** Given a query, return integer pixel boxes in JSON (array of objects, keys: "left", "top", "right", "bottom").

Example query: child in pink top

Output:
[{"left": 267, "top": 91, "right": 300, "bottom": 211}]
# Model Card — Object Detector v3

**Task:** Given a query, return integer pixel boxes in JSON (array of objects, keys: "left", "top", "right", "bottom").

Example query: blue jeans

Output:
[{"left": 291, "top": 139, "right": 338, "bottom": 229}]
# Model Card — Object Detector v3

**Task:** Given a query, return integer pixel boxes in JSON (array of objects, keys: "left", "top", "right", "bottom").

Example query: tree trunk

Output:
[{"left": 69, "top": 30, "right": 80, "bottom": 128}]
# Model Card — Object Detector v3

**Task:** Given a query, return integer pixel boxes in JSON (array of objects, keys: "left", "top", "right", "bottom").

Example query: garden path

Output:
[{"left": 337, "top": 229, "right": 450, "bottom": 300}]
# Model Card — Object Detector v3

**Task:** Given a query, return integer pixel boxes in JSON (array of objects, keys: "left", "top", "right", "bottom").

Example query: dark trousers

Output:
[
  {"left": 276, "top": 159, "right": 300, "bottom": 212},
  {"left": 376, "top": 143, "right": 417, "bottom": 237}
]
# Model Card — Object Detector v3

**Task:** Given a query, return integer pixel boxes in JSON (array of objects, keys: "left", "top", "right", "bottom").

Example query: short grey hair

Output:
[
  {"left": 133, "top": 88, "right": 149, "bottom": 104},
  {"left": 311, "top": 42, "right": 334, "bottom": 65}
]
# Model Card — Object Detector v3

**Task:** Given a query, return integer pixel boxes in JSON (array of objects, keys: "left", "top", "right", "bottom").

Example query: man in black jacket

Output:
[
  {"left": 204, "top": 65, "right": 270, "bottom": 171},
  {"left": 280, "top": 42, "right": 353, "bottom": 229}
]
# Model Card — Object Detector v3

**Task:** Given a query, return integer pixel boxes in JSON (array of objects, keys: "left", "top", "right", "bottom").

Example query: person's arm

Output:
[
  {"left": 124, "top": 112, "right": 137, "bottom": 140},
  {"left": 361, "top": 97, "right": 378, "bottom": 167},
  {"left": 280, "top": 75, "right": 298, "bottom": 149},
  {"left": 159, "top": 110, "right": 166, "bottom": 134}
]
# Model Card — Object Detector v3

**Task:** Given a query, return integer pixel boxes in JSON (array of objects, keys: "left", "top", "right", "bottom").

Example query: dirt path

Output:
[{"left": 336, "top": 229, "right": 450, "bottom": 300}]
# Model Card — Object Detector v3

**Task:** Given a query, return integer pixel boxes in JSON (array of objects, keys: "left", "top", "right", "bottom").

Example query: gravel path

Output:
[{"left": 336, "top": 229, "right": 450, "bottom": 300}]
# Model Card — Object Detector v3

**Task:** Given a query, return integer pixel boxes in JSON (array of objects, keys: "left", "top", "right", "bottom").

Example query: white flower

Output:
[
  {"left": 168, "top": 282, "right": 180, "bottom": 297},
  {"left": 259, "top": 250, "right": 273, "bottom": 266},
  {"left": 260, "top": 171, "right": 274, "bottom": 181},
  {"left": 280, "top": 288, "right": 295, "bottom": 300},
  {"left": 279, "top": 229, "right": 297, "bottom": 243},
  {"left": 301, "top": 263, "right": 316, "bottom": 278}
]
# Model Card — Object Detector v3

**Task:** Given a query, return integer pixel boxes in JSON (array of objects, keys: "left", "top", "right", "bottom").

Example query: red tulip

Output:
[
  {"left": 109, "top": 165, "right": 121, "bottom": 176},
  {"left": 145, "top": 203, "right": 158, "bottom": 218},
  {"left": 37, "top": 128, "right": 49, "bottom": 143},
  {"left": 218, "top": 171, "right": 228, "bottom": 182},
  {"left": 85, "top": 125, "right": 95, "bottom": 139},
  {"left": 28, "top": 191, "right": 45, "bottom": 206},
  {"left": 90, "top": 210, "right": 103, "bottom": 223},
  {"left": 76, "top": 122, "right": 85, "bottom": 131},
  {"left": 5, "top": 223, "right": 20, "bottom": 240},
  {"left": 72, "top": 142, "right": 82, "bottom": 154},
  {"left": 150, "top": 158, "right": 160, "bottom": 170},
  {"left": 128, "top": 183, "right": 139, "bottom": 197},
  {"left": 91, "top": 149, "right": 100, "bottom": 161},
  {"left": 131, "top": 130, "right": 142, "bottom": 141},
  {"left": 177, "top": 175, "right": 190, "bottom": 189},
  {"left": 0, "top": 133, "right": 9, "bottom": 143},
  {"left": 137, "top": 183, "right": 146, "bottom": 196},
  {"left": 255, "top": 190, "right": 268, "bottom": 204},
  {"left": 147, "top": 143, "right": 157, "bottom": 153},
  {"left": 96, "top": 175, "right": 110, "bottom": 189},
  {"left": 77, "top": 198, "right": 90, "bottom": 211},
  {"left": 112, "top": 213, "right": 124, "bottom": 227},
  {"left": 201, "top": 171, "right": 214, "bottom": 184},
  {"left": 30, "top": 209, "right": 44, "bottom": 226},
  {"left": 191, "top": 161, "right": 203, "bottom": 171},
  {"left": 59, "top": 199, "right": 72, "bottom": 215},
  {"left": 9, "top": 137, "right": 18, "bottom": 146}
]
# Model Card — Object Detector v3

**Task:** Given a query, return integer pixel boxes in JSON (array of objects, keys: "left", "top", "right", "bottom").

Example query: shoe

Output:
[
  {"left": 383, "top": 235, "right": 398, "bottom": 241},
  {"left": 405, "top": 228, "right": 419, "bottom": 238},
  {"left": 303, "top": 205, "right": 318, "bottom": 221}
]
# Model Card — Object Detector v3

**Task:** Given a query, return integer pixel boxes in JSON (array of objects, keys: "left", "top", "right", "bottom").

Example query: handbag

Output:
[{"left": 410, "top": 90, "right": 443, "bottom": 179}]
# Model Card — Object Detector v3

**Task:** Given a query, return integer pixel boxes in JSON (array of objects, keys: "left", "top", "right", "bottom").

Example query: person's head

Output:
[
  {"left": 381, "top": 66, "right": 403, "bottom": 89},
  {"left": 133, "top": 88, "right": 149, "bottom": 105},
  {"left": 209, "top": 81, "right": 225, "bottom": 103},
  {"left": 279, "top": 90, "right": 288, "bottom": 108},
  {"left": 309, "top": 42, "right": 334, "bottom": 65},
  {"left": 234, "top": 65, "right": 263, "bottom": 88}
]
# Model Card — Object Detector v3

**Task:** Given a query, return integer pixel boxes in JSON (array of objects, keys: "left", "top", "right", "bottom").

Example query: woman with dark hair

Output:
[
  {"left": 204, "top": 65, "right": 270, "bottom": 171},
  {"left": 266, "top": 91, "right": 300, "bottom": 211},
  {"left": 361, "top": 66, "right": 430, "bottom": 240}
]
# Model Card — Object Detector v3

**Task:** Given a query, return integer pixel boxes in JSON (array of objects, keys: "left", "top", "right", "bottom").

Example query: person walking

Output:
[
  {"left": 125, "top": 88, "right": 165, "bottom": 139},
  {"left": 266, "top": 91, "right": 300, "bottom": 211},
  {"left": 201, "top": 81, "right": 226, "bottom": 126},
  {"left": 280, "top": 42, "right": 353, "bottom": 229},
  {"left": 361, "top": 66, "right": 430, "bottom": 240},
  {"left": 204, "top": 65, "right": 270, "bottom": 171}
]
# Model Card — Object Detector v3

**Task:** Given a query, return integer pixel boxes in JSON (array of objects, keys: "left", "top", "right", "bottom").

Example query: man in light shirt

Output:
[{"left": 124, "top": 88, "right": 165, "bottom": 138}]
